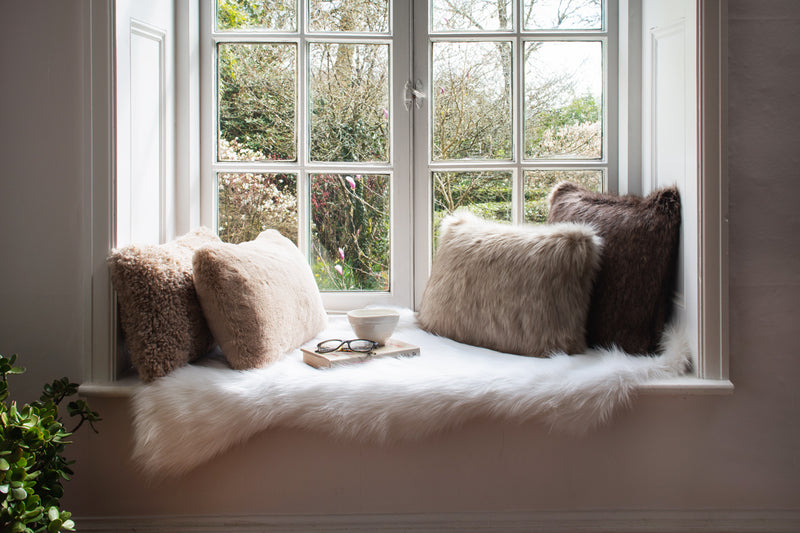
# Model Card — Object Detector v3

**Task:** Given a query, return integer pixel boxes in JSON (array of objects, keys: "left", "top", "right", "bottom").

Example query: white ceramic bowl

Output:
[{"left": 346, "top": 308, "right": 400, "bottom": 346}]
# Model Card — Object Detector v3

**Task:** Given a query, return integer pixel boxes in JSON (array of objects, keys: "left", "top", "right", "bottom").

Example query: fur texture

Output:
[
  {"left": 107, "top": 227, "right": 219, "bottom": 382},
  {"left": 192, "top": 229, "right": 327, "bottom": 370},
  {"left": 417, "top": 212, "right": 603, "bottom": 357},
  {"left": 547, "top": 182, "right": 682, "bottom": 354},
  {"left": 131, "top": 309, "right": 693, "bottom": 478}
]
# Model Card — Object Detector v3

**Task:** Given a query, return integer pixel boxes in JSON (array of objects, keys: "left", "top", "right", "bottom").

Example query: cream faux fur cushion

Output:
[
  {"left": 108, "top": 227, "right": 220, "bottom": 382},
  {"left": 417, "top": 213, "right": 602, "bottom": 357},
  {"left": 192, "top": 230, "right": 327, "bottom": 370}
]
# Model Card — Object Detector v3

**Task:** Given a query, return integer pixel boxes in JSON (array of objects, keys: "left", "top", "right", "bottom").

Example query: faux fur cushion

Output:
[
  {"left": 547, "top": 182, "right": 682, "bottom": 354},
  {"left": 417, "top": 212, "right": 602, "bottom": 357},
  {"left": 108, "top": 227, "right": 219, "bottom": 382},
  {"left": 192, "top": 229, "right": 327, "bottom": 370}
]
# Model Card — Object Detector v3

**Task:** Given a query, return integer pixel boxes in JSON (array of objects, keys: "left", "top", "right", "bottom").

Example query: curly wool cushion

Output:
[
  {"left": 547, "top": 182, "right": 682, "bottom": 354},
  {"left": 108, "top": 227, "right": 220, "bottom": 382},
  {"left": 417, "top": 212, "right": 603, "bottom": 357},
  {"left": 192, "top": 230, "right": 327, "bottom": 370}
]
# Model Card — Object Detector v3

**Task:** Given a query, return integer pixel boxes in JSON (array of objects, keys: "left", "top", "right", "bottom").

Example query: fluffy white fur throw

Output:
[{"left": 132, "top": 309, "right": 692, "bottom": 478}]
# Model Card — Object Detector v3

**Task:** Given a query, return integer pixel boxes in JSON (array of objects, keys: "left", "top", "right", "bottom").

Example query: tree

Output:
[
  {"left": 432, "top": 0, "right": 603, "bottom": 223},
  {"left": 218, "top": 43, "right": 296, "bottom": 160},
  {"left": 309, "top": 42, "right": 389, "bottom": 162}
]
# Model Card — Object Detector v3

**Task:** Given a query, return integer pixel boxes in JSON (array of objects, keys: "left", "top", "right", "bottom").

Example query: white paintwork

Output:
[
  {"left": 642, "top": 0, "right": 700, "bottom": 360},
  {"left": 127, "top": 21, "right": 164, "bottom": 245},
  {"left": 88, "top": 0, "right": 117, "bottom": 383},
  {"left": 618, "top": 0, "right": 642, "bottom": 195},
  {"left": 114, "top": 0, "right": 175, "bottom": 247},
  {"left": 78, "top": 374, "right": 733, "bottom": 400},
  {"left": 175, "top": 2, "right": 202, "bottom": 234}
]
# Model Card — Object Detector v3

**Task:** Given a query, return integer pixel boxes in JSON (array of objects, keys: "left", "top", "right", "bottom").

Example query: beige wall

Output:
[
  {"left": 0, "top": 0, "right": 89, "bottom": 397},
  {"left": 1, "top": 0, "right": 798, "bottom": 523}
]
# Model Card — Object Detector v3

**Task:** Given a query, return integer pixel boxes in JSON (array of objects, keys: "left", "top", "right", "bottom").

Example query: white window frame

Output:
[
  {"left": 412, "top": 0, "right": 618, "bottom": 305},
  {"left": 85, "top": 0, "right": 729, "bottom": 391},
  {"left": 199, "top": 0, "right": 414, "bottom": 312}
]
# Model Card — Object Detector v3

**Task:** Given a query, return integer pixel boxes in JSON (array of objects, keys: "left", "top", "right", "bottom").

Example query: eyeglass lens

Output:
[{"left": 316, "top": 339, "right": 376, "bottom": 353}]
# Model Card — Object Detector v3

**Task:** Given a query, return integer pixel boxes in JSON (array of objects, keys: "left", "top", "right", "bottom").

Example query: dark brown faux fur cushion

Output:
[
  {"left": 417, "top": 212, "right": 602, "bottom": 357},
  {"left": 547, "top": 182, "right": 681, "bottom": 354},
  {"left": 108, "top": 227, "right": 219, "bottom": 382}
]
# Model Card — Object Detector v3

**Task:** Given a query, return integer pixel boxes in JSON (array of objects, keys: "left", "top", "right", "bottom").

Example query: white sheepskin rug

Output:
[{"left": 131, "top": 309, "right": 692, "bottom": 478}]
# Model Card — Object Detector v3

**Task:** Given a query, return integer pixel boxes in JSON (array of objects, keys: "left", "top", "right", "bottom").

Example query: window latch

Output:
[{"left": 404, "top": 80, "right": 425, "bottom": 110}]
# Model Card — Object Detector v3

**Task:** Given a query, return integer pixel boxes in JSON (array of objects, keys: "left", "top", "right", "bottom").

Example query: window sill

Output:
[
  {"left": 78, "top": 375, "right": 733, "bottom": 399},
  {"left": 637, "top": 377, "right": 734, "bottom": 395},
  {"left": 79, "top": 375, "right": 140, "bottom": 398}
]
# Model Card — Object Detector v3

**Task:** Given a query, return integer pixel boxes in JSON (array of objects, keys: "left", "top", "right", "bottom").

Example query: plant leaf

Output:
[{"left": 48, "top": 506, "right": 60, "bottom": 521}]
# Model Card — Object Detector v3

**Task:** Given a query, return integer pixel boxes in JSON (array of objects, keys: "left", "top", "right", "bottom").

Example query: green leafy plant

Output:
[{"left": 0, "top": 354, "right": 100, "bottom": 533}]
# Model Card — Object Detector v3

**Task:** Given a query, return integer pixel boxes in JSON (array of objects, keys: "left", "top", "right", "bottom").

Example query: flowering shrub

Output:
[
  {"left": 528, "top": 120, "right": 601, "bottom": 160},
  {"left": 217, "top": 137, "right": 298, "bottom": 245},
  {"left": 218, "top": 42, "right": 296, "bottom": 161},
  {"left": 218, "top": 139, "right": 391, "bottom": 292},
  {"left": 311, "top": 173, "right": 389, "bottom": 291}
]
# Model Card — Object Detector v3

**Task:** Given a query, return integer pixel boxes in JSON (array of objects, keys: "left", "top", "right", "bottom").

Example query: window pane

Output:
[
  {"left": 433, "top": 171, "right": 512, "bottom": 243},
  {"left": 218, "top": 173, "right": 298, "bottom": 244},
  {"left": 309, "top": 43, "right": 390, "bottom": 163},
  {"left": 433, "top": 41, "right": 512, "bottom": 161},
  {"left": 523, "top": 169, "right": 602, "bottom": 223},
  {"left": 524, "top": 41, "right": 602, "bottom": 160},
  {"left": 432, "top": 0, "right": 512, "bottom": 32},
  {"left": 216, "top": 0, "right": 297, "bottom": 32},
  {"left": 309, "top": 0, "right": 389, "bottom": 33},
  {"left": 218, "top": 43, "right": 296, "bottom": 161},
  {"left": 311, "top": 174, "right": 390, "bottom": 291},
  {"left": 523, "top": 0, "right": 602, "bottom": 31}
]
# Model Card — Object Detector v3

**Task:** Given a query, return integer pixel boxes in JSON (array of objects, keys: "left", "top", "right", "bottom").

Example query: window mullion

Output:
[
  {"left": 412, "top": 0, "right": 432, "bottom": 308},
  {"left": 297, "top": 2, "right": 309, "bottom": 258},
  {"left": 199, "top": 0, "right": 216, "bottom": 230},
  {"left": 513, "top": 11, "right": 524, "bottom": 224}
]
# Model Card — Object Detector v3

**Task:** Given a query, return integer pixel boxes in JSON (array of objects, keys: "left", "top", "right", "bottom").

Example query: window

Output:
[
  {"left": 87, "top": 0, "right": 729, "bottom": 387},
  {"left": 201, "top": 0, "right": 413, "bottom": 310},
  {"left": 201, "top": 0, "right": 615, "bottom": 311},
  {"left": 417, "top": 0, "right": 615, "bottom": 301}
]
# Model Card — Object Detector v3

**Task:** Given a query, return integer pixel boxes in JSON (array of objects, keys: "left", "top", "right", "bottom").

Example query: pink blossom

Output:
[
  {"left": 338, "top": 247, "right": 345, "bottom": 261},
  {"left": 334, "top": 264, "right": 343, "bottom": 276},
  {"left": 440, "top": 87, "right": 445, "bottom": 95},
  {"left": 345, "top": 176, "right": 356, "bottom": 190},
  {"left": 382, "top": 108, "right": 389, "bottom": 120}
]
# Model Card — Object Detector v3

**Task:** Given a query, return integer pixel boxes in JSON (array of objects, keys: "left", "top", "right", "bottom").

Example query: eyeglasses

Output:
[{"left": 315, "top": 338, "right": 379, "bottom": 354}]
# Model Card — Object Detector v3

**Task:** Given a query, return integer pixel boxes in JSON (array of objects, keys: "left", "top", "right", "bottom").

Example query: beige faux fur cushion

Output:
[
  {"left": 417, "top": 212, "right": 603, "bottom": 357},
  {"left": 108, "top": 227, "right": 219, "bottom": 382},
  {"left": 547, "top": 182, "right": 682, "bottom": 354},
  {"left": 192, "top": 230, "right": 327, "bottom": 370}
]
